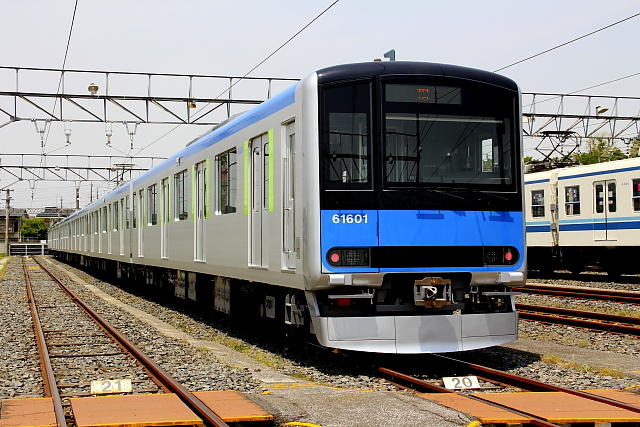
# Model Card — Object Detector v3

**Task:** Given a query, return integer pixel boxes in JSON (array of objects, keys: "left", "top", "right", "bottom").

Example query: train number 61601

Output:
[{"left": 331, "top": 214, "right": 369, "bottom": 224}]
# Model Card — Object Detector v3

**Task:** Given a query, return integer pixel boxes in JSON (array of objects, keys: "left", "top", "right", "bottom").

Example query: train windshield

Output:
[
  {"left": 383, "top": 82, "right": 514, "bottom": 189},
  {"left": 321, "top": 82, "right": 372, "bottom": 190}
]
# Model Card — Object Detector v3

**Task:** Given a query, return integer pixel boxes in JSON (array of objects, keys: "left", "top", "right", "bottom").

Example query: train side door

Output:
[
  {"left": 282, "top": 122, "right": 296, "bottom": 270},
  {"left": 194, "top": 162, "right": 206, "bottom": 261},
  {"left": 250, "top": 133, "right": 269, "bottom": 267},
  {"left": 593, "top": 180, "right": 617, "bottom": 241}
]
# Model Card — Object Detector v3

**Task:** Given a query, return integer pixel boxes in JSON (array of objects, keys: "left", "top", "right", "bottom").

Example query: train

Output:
[
  {"left": 49, "top": 61, "right": 525, "bottom": 354},
  {"left": 525, "top": 157, "right": 640, "bottom": 277}
]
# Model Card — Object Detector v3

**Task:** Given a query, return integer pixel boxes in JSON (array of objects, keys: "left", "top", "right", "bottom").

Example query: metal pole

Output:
[
  {"left": 76, "top": 187, "right": 80, "bottom": 210},
  {"left": 5, "top": 189, "right": 12, "bottom": 256}
]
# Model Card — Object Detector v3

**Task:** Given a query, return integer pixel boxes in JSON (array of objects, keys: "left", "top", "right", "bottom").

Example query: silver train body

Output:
[
  {"left": 50, "top": 62, "right": 526, "bottom": 354},
  {"left": 525, "top": 157, "right": 640, "bottom": 276}
]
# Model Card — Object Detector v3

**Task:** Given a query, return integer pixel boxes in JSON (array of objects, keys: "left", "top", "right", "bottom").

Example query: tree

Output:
[
  {"left": 21, "top": 218, "right": 48, "bottom": 240},
  {"left": 573, "top": 136, "right": 627, "bottom": 165},
  {"left": 629, "top": 138, "right": 640, "bottom": 158}
]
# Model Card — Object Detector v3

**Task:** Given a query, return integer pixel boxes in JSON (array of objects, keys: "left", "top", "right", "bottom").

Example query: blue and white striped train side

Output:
[
  {"left": 49, "top": 61, "right": 525, "bottom": 354},
  {"left": 526, "top": 157, "right": 640, "bottom": 276}
]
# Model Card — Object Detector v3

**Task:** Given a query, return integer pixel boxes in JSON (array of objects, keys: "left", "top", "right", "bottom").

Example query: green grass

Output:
[
  {"left": 541, "top": 354, "right": 625, "bottom": 378},
  {"left": 0, "top": 256, "right": 11, "bottom": 280}
]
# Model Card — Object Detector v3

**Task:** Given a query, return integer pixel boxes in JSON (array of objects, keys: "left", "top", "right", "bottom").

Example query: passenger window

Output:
[
  {"left": 132, "top": 192, "right": 137, "bottom": 228},
  {"left": 531, "top": 190, "right": 545, "bottom": 217},
  {"left": 216, "top": 149, "right": 237, "bottom": 214},
  {"left": 147, "top": 184, "right": 158, "bottom": 225},
  {"left": 564, "top": 186, "right": 580, "bottom": 215},
  {"left": 633, "top": 179, "right": 640, "bottom": 211},
  {"left": 174, "top": 170, "right": 189, "bottom": 220},
  {"left": 125, "top": 196, "right": 130, "bottom": 229}
]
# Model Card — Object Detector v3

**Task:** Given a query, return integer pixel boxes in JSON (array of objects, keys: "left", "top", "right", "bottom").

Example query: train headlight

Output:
[{"left": 327, "top": 248, "right": 370, "bottom": 267}]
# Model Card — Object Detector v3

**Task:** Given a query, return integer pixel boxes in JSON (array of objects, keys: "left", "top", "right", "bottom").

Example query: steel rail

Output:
[
  {"left": 517, "top": 303, "right": 640, "bottom": 326},
  {"left": 427, "top": 354, "right": 640, "bottom": 414},
  {"left": 517, "top": 306, "right": 640, "bottom": 337},
  {"left": 31, "top": 257, "right": 229, "bottom": 427},
  {"left": 377, "top": 367, "right": 559, "bottom": 427},
  {"left": 22, "top": 258, "right": 68, "bottom": 427},
  {"left": 520, "top": 284, "right": 640, "bottom": 305}
]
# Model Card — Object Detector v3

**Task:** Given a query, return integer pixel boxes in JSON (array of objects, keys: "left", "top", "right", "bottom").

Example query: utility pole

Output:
[
  {"left": 4, "top": 189, "right": 13, "bottom": 256},
  {"left": 76, "top": 187, "right": 80, "bottom": 210},
  {"left": 90, "top": 182, "right": 93, "bottom": 202}
]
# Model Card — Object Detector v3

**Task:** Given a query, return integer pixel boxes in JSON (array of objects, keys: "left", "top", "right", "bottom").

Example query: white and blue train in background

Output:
[
  {"left": 49, "top": 61, "right": 525, "bottom": 354},
  {"left": 526, "top": 157, "right": 640, "bottom": 277}
]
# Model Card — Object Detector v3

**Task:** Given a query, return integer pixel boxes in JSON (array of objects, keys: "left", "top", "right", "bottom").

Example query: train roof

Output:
[
  {"left": 316, "top": 61, "right": 519, "bottom": 92},
  {"left": 524, "top": 157, "right": 640, "bottom": 184}
]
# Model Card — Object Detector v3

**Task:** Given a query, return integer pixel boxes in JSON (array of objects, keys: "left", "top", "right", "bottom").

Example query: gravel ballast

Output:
[
  {"left": 0, "top": 259, "right": 43, "bottom": 398},
  {"left": 44, "top": 257, "right": 640, "bottom": 394}
]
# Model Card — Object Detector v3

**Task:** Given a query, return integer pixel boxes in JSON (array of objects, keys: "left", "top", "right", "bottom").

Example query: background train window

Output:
[
  {"left": 102, "top": 207, "right": 108, "bottom": 232},
  {"left": 147, "top": 184, "right": 157, "bottom": 225},
  {"left": 531, "top": 190, "right": 545, "bottom": 217},
  {"left": 216, "top": 149, "right": 237, "bottom": 214},
  {"left": 321, "top": 82, "right": 371, "bottom": 189},
  {"left": 174, "top": 170, "right": 189, "bottom": 220},
  {"left": 608, "top": 182, "right": 616, "bottom": 212},
  {"left": 633, "top": 179, "right": 640, "bottom": 211},
  {"left": 564, "top": 186, "right": 580, "bottom": 215}
]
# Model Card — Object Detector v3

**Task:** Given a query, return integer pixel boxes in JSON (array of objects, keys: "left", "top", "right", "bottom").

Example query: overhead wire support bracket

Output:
[{"left": 0, "top": 66, "right": 298, "bottom": 126}]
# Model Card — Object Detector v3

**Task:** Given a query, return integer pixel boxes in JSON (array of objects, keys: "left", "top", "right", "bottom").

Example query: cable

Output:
[
  {"left": 42, "top": 0, "right": 80, "bottom": 150},
  {"left": 494, "top": 12, "right": 640, "bottom": 72},
  {"left": 133, "top": 0, "right": 340, "bottom": 157}
]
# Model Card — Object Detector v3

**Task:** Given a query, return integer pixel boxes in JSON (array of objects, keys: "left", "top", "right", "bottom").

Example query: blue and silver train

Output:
[{"left": 49, "top": 61, "right": 525, "bottom": 354}]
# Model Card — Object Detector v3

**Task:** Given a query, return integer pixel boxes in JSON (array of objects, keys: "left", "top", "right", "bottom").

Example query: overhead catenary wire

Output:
[
  {"left": 494, "top": 11, "right": 640, "bottom": 72},
  {"left": 133, "top": 0, "right": 340, "bottom": 157},
  {"left": 42, "top": 0, "right": 80, "bottom": 150}
]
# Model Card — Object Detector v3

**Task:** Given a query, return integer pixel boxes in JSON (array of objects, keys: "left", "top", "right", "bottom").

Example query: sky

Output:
[{"left": 1, "top": 0, "right": 639, "bottom": 208}]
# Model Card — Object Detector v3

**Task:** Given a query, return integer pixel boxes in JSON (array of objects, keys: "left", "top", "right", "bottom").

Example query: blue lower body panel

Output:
[{"left": 321, "top": 209, "right": 525, "bottom": 273}]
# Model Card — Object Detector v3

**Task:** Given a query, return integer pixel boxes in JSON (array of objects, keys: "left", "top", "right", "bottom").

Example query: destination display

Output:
[{"left": 385, "top": 84, "right": 462, "bottom": 104}]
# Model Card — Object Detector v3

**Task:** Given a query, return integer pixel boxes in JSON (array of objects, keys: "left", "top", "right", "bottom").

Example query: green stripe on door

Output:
[
  {"left": 191, "top": 165, "right": 196, "bottom": 222},
  {"left": 243, "top": 140, "right": 250, "bottom": 215},
  {"left": 168, "top": 177, "right": 172, "bottom": 223},
  {"left": 268, "top": 129, "right": 274, "bottom": 212},
  {"left": 205, "top": 158, "right": 211, "bottom": 219}
]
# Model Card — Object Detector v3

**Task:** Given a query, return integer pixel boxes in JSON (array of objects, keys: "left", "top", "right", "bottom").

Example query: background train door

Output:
[
  {"left": 593, "top": 180, "right": 617, "bottom": 241},
  {"left": 282, "top": 122, "right": 296, "bottom": 270},
  {"left": 250, "top": 133, "right": 269, "bottom": 267}
]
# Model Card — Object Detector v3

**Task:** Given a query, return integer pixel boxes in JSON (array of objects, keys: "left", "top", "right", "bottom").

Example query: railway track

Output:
[
  {"left": 378, "top": 353, "right": 640, "bottom": 426},
  {"left": 23, "top": 256, "right": 229, "bottom": 427},
  {"left": 520, "top": 284, "right": 640, "bottom": 305},
  {"left": 517, "top": 303, "right": 640, "bottom": 336}
]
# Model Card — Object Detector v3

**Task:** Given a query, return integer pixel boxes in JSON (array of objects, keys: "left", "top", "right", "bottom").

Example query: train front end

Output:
[{"left": 302, "top": 62, "right": 525, "bottom": 354}]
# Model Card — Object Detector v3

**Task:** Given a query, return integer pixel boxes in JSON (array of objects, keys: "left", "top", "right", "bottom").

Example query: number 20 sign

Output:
[{"left": 442, "top": 375, "right": 480, "bottom": 390}]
